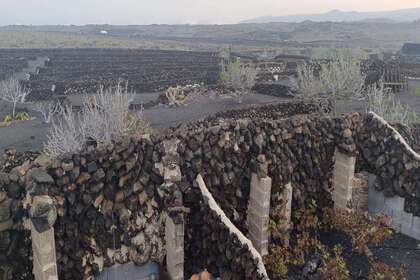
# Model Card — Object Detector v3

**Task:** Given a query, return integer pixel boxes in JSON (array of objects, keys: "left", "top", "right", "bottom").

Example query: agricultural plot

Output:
[
  {"left": 0, "top": 49, "right": 44, "bottom": 80},
  {"left": 20, "top": 49, "right": 221, "bottom": 100}
]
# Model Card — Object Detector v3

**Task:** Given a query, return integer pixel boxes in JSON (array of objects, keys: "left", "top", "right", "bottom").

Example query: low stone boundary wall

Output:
[
  {"left": 4, "top": 100, "right": 420, "bottom": 278},
  {"left": 368, "top": 174, "right": 420, "bottom": 240},
  {"left": 357, "top": 112, "right": 420, "bottom": 216},
  {"left": 192, "top": 174, "right": 269, "bottom": 280}
]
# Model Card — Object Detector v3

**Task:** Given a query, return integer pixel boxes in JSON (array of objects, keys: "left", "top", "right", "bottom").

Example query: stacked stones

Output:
[
  {"left": 186, "top": 175, "right": 268, "bottom": 280},
  {"left": 356, "top": 113, "right": 420, "bottom": 216},
  {"left": 252, "top": 83, "right": 295, "bottom": 98},
  {"left": 24, "top": 136, "right": 169, "bottom": 279},
  {"left": 210, "top": 100, "right": 330, "bottom": 121},
  {"left": 179, "top": 113, "right": 360, "bottom": 238},
  {"left": 0, "top": 154, "right": 33, "bottom": 280},
  {"left": 8, "top": 99, "right": 420, "bottom": 279}
]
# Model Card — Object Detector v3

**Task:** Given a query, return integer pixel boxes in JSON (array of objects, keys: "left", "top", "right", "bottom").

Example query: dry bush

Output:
[
  {"left": 79, "top": 84, "right": 135, "bottom": 142},
  {"left": 266, "top": 204, "right": 402, "bottom": 280},
  {"left": 33, "top": 100, "right": 59, "bottom": 123},
  {"left": 292, "top": 63, "right": 324, "bottom": 99},
  {"left": 318, "top": 245, "right": 350, "bottom": 280},
  {"left": 45, "top": 84, "right": 149, "bottom": 157},
  {"left": 368, "top": 260, "right": 407, "bottom": 280},
  {"left": 366, "top": 83, "right": 418, "bottom": 126},
  {"left": 45, "top": 105, "right": 83, "bottom": 157},
  {"left": 0, "top": 77, "right": 30, "bottom": 118},
  {"left": 293, "top": 50, "right": 365, "bottom": 115},
  {"left": 322, "top": 208, "right": 393, "bottom": 256},
  {"left": 220, "top": 60, "right": 258, "bottom": 102}
]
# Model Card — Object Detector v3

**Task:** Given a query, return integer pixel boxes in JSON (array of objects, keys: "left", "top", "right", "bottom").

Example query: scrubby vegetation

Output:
[
  {"left": 265, "top": 203, "right": 406, "bottom": 280},
  {"left": 220, "top": 60, "right": 259, "bottom": 102},
  {"left": 32, "top": 100, "right": 60, "bottom": 124},
  {"left": 293, "top": 50, "right": 365, "bottom": 115},
  {"left": 45, "top": 83, "right": 150, "bottom": 157},
  {"left": 366, "top": 83, "right": 418, "bottom": 126},
  {"left": 0, "top": 77, "right": 30, "bottom": 119}
]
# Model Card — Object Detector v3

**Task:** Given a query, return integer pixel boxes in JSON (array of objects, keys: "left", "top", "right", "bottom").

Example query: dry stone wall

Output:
[
  {"left": 0, "top": 161, "right": 33, "bottom": 280},
  {"left": 3, "top": 101, "right": 420, "bottom": 279},
  {"left": 177, "top": 113, "right": 360, "bottom": 235},
  {"left": 187, "top": 175, "right": 268, "bottom": 280},
  {"left": 356, "top": 112, "right": 420, "bottom": 216},
  {"left": 21, "top": 136, "right": 171, "bottom": 279}
]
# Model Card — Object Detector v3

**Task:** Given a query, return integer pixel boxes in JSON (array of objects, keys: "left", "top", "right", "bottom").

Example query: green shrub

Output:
[
  {"left": 16, "top": 112, "right": 30, "bottom": 121},
  {"left": 3, "top": 115, "right": 12, "bottom": 124},
  {"left": 415, "top": 86, "right": 420, "bottom": 97}
]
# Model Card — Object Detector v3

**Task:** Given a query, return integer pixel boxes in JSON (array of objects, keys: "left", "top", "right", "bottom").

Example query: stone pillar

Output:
[
  {"left": 247, "top": 173, "right": 272, "bottom": 256},
  {"left": 30, "top": 195, "right": 58, "bottom": 280},
  {"left": 162, "top": 139, "right": 184, "bottom": 280},
  {"left": 165, "top": 214, "right": 184, "bottom": 280},
  {"left": 332, "top": 150, "right": 356, "bottom": 210},
  {"left": 277, "top": 183, "right": 293, "bottom": 246}
]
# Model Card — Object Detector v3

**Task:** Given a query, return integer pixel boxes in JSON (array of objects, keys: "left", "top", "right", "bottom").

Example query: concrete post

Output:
[
  {"left": 165, "top": 214, "right": 184, "bottom": 280},
  {"left": 332, "top": 150, "right": 356, "bottom": 210},
  {"left": 277, "top": 183, "right": 293, "bottom": 246},
  {"left": 247, "top": 173, "right": 272, "bottom": 256},
  {"left": 162, "top": 139, "right": 184, "bottom": 280},
  {"left": 30, "top": 196, "right": 58, "bottom": 280},
  {"left": 367, "top": 173, "right": 420, "bottom": 241}
]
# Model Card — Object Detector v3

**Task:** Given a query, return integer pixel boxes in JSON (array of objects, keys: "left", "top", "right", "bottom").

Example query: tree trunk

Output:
[{"left": 12, "top": 102, "right": 16, "bottom": 119}]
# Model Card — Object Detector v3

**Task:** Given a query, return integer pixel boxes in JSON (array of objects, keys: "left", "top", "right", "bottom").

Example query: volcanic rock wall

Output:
[
  {"left": 186, "top": 175, "right": 268, "bottom": 280},
  {"left": 177, "top": 113, "right": 361, "bottom": 237},
  {"left": 0, "top": 154, "right": 33, "bottom": 280},
  {"left": 209, "top": 100, "right": 329, "bottom": 121},
  {"left": 3, "top": 101, "right": 420, "bottom": 279},
  {"left": 356, "top": 113, "right": 420, "bottom": 216},
  {"left": 11, "top": 135, "right": 172, "bottom": 280}
]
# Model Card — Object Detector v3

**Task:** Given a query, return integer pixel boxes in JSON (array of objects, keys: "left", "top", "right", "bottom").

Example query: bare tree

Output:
[
  {"left": 0, "top": 78, "right": 31, "bottom": 118},
  {"left": 220, "top": 60, "right": 258, "bottom": 102},
  {"left": 33, "top": 100, "right": 59, "bottom": 123}
]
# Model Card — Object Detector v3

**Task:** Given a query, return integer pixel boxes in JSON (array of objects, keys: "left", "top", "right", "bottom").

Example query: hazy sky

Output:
[{"left": 1, "top": 0, "right": 419, "bottom": 25}]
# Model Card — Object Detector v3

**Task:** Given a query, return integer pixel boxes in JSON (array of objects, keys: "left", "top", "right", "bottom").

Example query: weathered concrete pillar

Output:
[
  {"left": 247, "top": 173, "right": 272, "bottom": 256},
  {"left": 30, "top": 195, "right": 58, "bottom": 280},
  {"left": 277, "top": 183, "right": 293, "bottom": 246},
  {"left": 162, "top": 139, "right": 184, "bottom": 280},
  {"left": 165, "top": 214, "right": 184, "bottom": 280},
  {"left": 332, "top": 150, "right": 356, "bottom": 210},
  {"left": 367, "top": 173, "right": 420, "bottom": 241}
]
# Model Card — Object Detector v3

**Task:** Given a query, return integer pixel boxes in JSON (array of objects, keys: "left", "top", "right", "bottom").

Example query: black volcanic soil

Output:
[
  {"left": 319, "top": 231, "right": 420, "bottom": 280},
  {"left": 0, "top": 93, "right": 281, "bottom": 152}
]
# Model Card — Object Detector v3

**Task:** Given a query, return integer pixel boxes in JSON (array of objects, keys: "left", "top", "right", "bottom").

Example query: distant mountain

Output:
[{"left": 241, "top": 7, "right": 420, "bottom": 23}]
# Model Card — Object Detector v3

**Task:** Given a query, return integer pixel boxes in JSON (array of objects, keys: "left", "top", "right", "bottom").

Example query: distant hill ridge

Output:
[{"left": 241, "top": 7, "right": 420, "bottom": 23}]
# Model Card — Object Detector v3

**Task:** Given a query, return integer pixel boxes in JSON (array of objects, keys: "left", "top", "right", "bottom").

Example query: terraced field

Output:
[
  {"left": 0, "top": 49, "right": 221, "bottom": 100},
  {"left": 0, "top": 49, "right": 44, "bottom": 80},
  {"left": 19, "top": 48, "right": 220, "bottom": 100}
]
